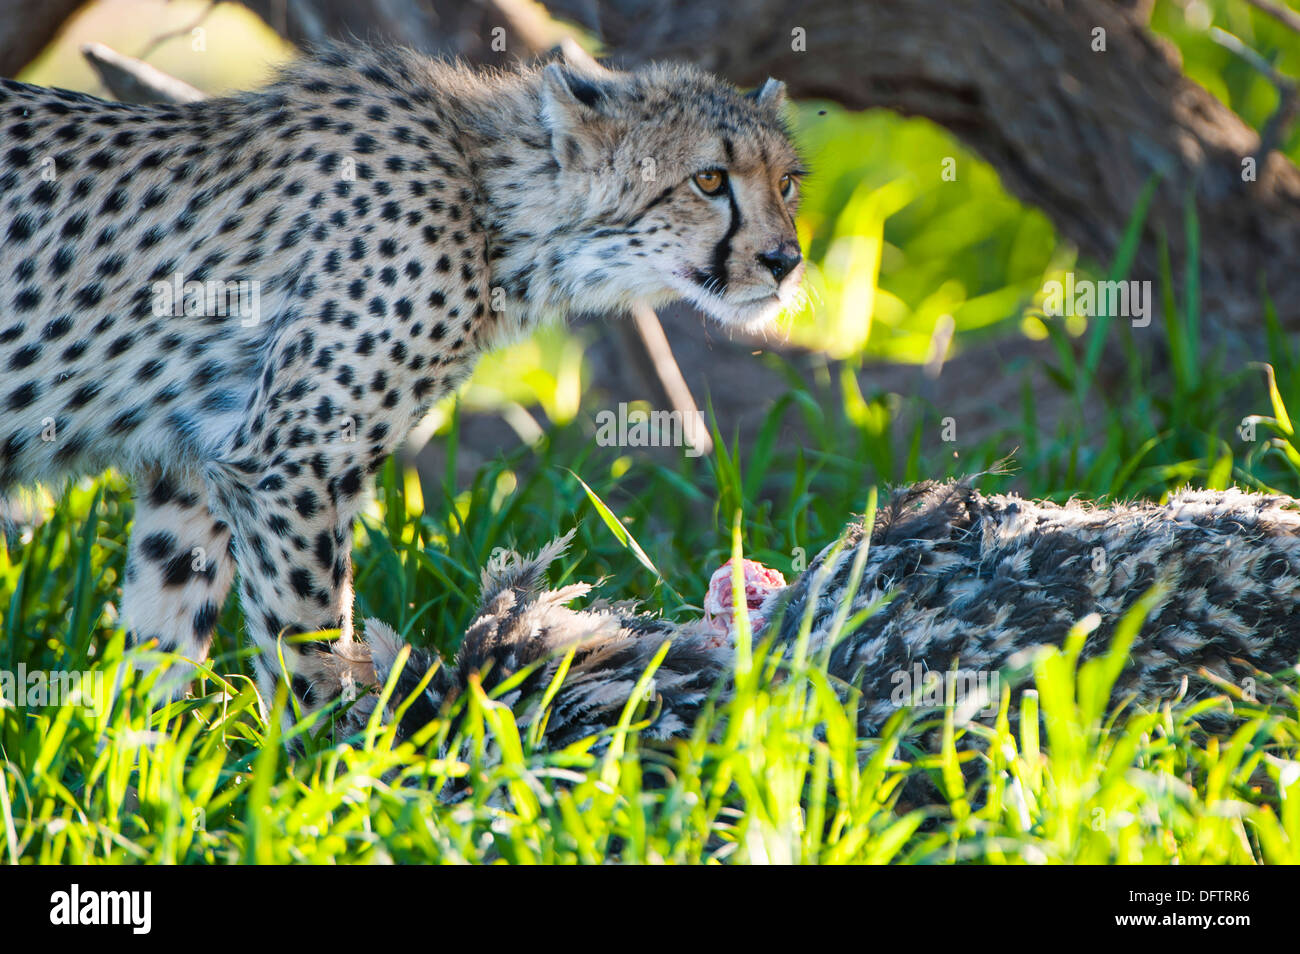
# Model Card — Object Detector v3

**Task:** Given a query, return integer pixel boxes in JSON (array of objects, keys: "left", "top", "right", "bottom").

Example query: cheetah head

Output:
[{"left": 534, "top": 59, "right": 806, "bottom": 331}]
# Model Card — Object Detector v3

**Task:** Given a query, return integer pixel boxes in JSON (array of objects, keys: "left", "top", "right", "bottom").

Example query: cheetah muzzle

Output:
[{"left": 0, "top": 42, "right": 805, "bottom": 731}]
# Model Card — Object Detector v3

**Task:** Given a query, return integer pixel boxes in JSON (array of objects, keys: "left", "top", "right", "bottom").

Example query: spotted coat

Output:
[
  {"left": 0, "top": 44, "right": 805, "bottom": 722},
  {"left": 370, "top": 481, "right": 1300, "bottom": 754}
]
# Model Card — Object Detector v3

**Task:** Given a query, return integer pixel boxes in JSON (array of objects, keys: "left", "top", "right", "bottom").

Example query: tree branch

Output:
[{"left": 81, "top": 42, "right": 204, "bottom": 105}]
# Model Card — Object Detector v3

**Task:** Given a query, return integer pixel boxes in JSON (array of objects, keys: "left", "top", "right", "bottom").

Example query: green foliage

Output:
[
  {"left": 1151, "top": 0, "right": 1300, "bottom": 162},
  {"left": 784, "top": 107, "right": 1064, "bottom": 361}
]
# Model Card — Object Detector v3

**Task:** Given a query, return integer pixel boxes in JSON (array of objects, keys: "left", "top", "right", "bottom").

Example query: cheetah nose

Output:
[{"left": 757, "top": 241, "right": 802, "bottom": 283}]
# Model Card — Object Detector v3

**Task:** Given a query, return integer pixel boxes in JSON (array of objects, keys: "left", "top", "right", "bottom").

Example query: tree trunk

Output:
[
  {"left": 0, "top": 0, "right": 86, "bottom": 77},
  {"left": 238, "top": 0, "right": 560, "bottom": 63}
]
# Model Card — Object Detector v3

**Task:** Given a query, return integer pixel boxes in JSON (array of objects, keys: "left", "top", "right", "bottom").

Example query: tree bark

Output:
[
  {"left": 0, "top": 0, "right": 86, "bottom": 78},
  {"left": 238, "top": 0, "right": 560, "bottom": 63},
  {"left": 80, "top": 41, "right": 205, "bottom": 104}
]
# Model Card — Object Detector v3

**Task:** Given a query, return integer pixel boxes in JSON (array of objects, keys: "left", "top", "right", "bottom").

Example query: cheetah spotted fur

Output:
[{"left": 369, "top": 480, "right": 1300, "bottom": 758}]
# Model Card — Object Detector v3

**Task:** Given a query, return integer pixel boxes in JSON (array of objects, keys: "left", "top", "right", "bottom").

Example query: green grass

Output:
[
  {"left": 4, "top": 231, "right": 1300, "bottom": 861},
  {"left": 2, "top": 462, "right": 1298, "bottom": 862}
]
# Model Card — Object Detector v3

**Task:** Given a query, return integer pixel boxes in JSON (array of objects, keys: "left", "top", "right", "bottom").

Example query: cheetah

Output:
[
  {"left": 0, "top": 43, "right": 805, "bottom": 726},
  {"left": 369, "top": 480, "right": 1300, "bottom": 754}
]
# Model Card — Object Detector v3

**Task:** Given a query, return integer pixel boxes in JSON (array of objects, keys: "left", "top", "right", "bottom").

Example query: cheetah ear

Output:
[
  {"left": 749, "top": 77, "right": 787, "bottom": 112},
  {"left": 540, "top": 62, "right": 616, "bottom": 168},
  {"left": 551, "top": 36, "right": 612, "bottom": 77},
  {"left": 541, "top": 62, "right": 610, "bottom": 115}
]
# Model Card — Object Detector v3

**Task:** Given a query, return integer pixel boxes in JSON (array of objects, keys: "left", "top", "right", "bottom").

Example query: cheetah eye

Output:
[{"left": 692, "top": 169, "right": 727, "bottom": 197}]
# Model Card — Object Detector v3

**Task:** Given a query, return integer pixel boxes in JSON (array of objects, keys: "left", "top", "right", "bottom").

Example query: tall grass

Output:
[
  {"left": 3, "top": 471, "right": 1297, "bottom": 863},
  {"left": 4, "top": 257, "right": 1300, "bottom": 861}
]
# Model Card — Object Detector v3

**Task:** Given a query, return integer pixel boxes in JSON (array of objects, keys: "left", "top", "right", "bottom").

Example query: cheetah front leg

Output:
[
  {"left": 206, "top": 460, "right": 374, "bottom": 736},
  {"left": 123, "top": 468, "right": 236, "bottom": 699}
]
